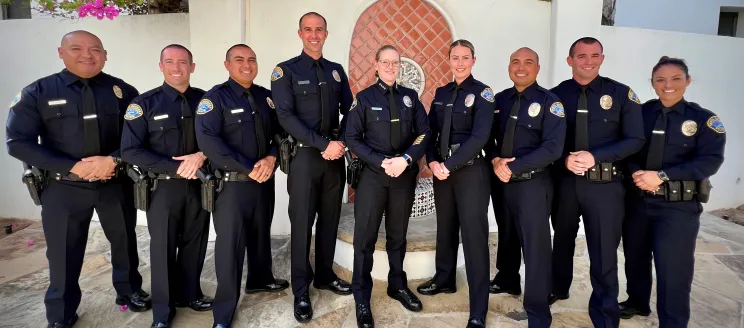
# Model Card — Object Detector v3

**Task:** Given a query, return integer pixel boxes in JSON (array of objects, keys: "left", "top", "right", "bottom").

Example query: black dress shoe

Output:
[
  {"left": 466, "top": 317, "right": 485, "bottom": 328},
  {"left": 387, "top": 288, "right": 422, "bottom": 312},
  {"left": 151, "top": 322, "right": 168, "bottom": 328},
  {"left": 488, "top": 282, "right": 521, "bottom": 295},
  {"left": 294, "top": 292, "right": 313, "bottom": 323},
  {"left": 416, "top": 279, "right": 456, "bottom": 296},
  {"left": 48, "top": 313, "right": 78, "bottom": 328},
  {"left": 619, "top": 300, "right": 651, "bottom": 319},
  {"left": 355, "top": 303, "right": 374, "bottom": 328},
  {"left": 548, "top": 293, "right": 569, "bottom": 305},
  {"left": 175, "top": 295, "right": 213, "bottom": 311},
  {"left": 151, "top": 308, "right": 176, "bottom": 327},
  {"left": 314, "top": 278, "right": 352, "bottom": 295},
  {"left": 212, "top": 324, "right": 229, "bottom": 328},
  {"left": 115, "top": 290, "right": 152, "bottom": 312},
  {"left": 245, "top": 278, "right": 290, "bottom": 294}
]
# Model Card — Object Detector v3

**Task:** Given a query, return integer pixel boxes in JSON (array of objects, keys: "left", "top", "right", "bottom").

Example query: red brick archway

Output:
[{"left": 347, "top": 0, "right": 453, "bottom": 201}]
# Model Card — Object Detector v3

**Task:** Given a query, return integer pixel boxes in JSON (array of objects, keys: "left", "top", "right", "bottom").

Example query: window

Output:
[{"left": 719, "top": 11, "right": 739, "bottom": 37}]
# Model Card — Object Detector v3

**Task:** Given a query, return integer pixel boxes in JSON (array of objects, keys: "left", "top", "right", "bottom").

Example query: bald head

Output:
[
  {"left": 510, "top": 47, "right": 539, "bottom": 64},
  {"left": 58, "top": 30, "right": 107, "bottom": 78}
]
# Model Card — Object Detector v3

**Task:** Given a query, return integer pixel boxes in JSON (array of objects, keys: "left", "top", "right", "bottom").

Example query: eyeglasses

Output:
[{"left": 379, "top": 60, "right": 401, "bottom": 68}]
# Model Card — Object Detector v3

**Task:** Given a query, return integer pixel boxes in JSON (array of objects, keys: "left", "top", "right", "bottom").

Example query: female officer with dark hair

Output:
[
  {"left": 344, "top": 44, "right": 431, "bottom": 328},
  {"left": 416, "top": 39, "right": 495, "bottom": 328},
  {"left": 619, "top": 56, "right": 726, "bottom": 328}
]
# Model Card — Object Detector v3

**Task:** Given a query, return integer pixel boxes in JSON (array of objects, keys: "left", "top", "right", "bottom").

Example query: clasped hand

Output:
[
  {"left": 381, "top": 157, "right": 407, "bottom": 177},
  {"left": 70, "top": 156, "right": 117, "bottom": 181},
  {"left": 492, "top": 157, "right": 515, "bottom": 183},
  {"left": 249, "top": 156, "right": 277, "bottom": 183},
  {"left": 565, "top": 151, "right": 595, "bottom": 175}
]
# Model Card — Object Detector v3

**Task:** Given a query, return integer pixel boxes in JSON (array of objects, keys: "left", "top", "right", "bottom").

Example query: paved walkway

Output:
[{"left": 0, "top": 213, "right": 742, "bottom": 327}]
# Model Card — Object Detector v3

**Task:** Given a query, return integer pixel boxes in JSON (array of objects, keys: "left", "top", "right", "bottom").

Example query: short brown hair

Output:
[
  {"left": 448, "top": 39, "right": 475, "bottom": 57},
  {"left": 160, "top": 44, "right": 193, "bottom": 63},
  {"left": 299, "top": 12, "right": 327, "bottom": 30},
  {"left": 568, "top": 37, "right": 603, "bottom": 57}
]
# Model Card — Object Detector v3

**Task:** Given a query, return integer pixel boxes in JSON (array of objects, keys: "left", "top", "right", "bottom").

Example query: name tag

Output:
[
  {"left": 48, "top": 99, "right": 67, "bottom": 106},
  {"left": 154, "top": 114, "right": 168, "bottom": 120},
  {"left": 298, "top": 80, "right": 310, "bottom": 85},
  {"left": 371, "top": 107, "right": 382, "bottom": 111},
  {"left": 433, "top": 102, "right": 443, "bottom": 105},
  {"left": 231, "top": 108, "right": 244, "bottom": 114}
]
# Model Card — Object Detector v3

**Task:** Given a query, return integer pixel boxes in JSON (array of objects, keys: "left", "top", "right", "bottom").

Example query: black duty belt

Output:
[
  {"left": 584, "top": 162, "right": 621, "bottom": 182},
  {"left": 638, "top": 180, "right": 699, "bottom": 202},
  {"left": 220, "top": 171, "right": 255, "bottom": 182},
  {"left": 509, "top": 167, "right": 547, "bottom": 183},
  {"left": 49, "top": 165, "right": 125, "bottom": 182},
  {"left": 154, "top": 174, "right": 187, "bottom": 180}
]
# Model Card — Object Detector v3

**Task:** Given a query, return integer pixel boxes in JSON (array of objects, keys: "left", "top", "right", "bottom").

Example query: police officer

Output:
[
  {"left": 270, "top": 12, "right": 354, "bottom": 323},
  {"left": 5, "top": 30, "right": 150, "bottom": 327},
  {"left": 416, "top": 39, "right": 494, "bottom": 328},
  {"left": 345, "top": 45, "right": 431, "bottom": 328},
  {"left": 491, "top": 48, "right": 566, "bottom": 328},
  {"left": 619, "top": 57, "right": 726, "bottom": 327},
  {"left": 195, "top": 44, "right": 288, "bottom": 328},
  {"left": 120, "top": 44, "right": 214, "bottom": 327},
  {"left": 549, "top": 37, "right": 645, "bottom": 328}
]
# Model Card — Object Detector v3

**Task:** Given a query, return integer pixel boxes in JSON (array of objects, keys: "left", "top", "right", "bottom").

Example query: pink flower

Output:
[{"left": 77, "top": 1, "right": 120, "bottom": 20}]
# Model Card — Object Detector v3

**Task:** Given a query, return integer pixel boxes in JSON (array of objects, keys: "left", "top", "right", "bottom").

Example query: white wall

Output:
[
  {"left": 0, "top": 13, "right": 190, "bottom": 223},
  {"left": 614, "top": 0, "right": 744, "bottom": 36},
  {"left": 600, "top": 26, "right": 744, "bottom": 209}
]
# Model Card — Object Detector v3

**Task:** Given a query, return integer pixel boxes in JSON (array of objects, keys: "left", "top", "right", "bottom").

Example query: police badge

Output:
[
  {"left": 113, "top": 85, "right": 123, "bottom": 99},
  {"left": 600, "top": 95, "right": 613, "bottom": 110},
  {"left": 528, "top": 102, "right": 541, "bottom": 117},
  {"left": 332, "top": 70, "right": 341, "bottom": 82},
  {"left": 403, "top": 95, "right": 412, "bottom": 108},
  {"left": 464, "top": 94, "right": 475, "bottom": 107},
  {"left": 681, "top": 120, "right": 697, "bottom": 136},
  {"left": 267, "top": 97, "right": 275, "bottom": 109}
]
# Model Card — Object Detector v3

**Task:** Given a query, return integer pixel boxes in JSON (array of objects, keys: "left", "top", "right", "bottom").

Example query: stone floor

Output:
[{"left": 1, "top": 213, "right": 743, "bottom": 328}]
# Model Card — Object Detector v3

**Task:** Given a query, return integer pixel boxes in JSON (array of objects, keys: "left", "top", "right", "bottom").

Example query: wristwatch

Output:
[
  {"left": 403, "top": 154, "right": 413, "bottom": 166},
  {"left": 112, "top": 156, "right": 123, "bottom": 165},
  {"left": 657, "top": 170, "right": 669, "bottom": 181}
]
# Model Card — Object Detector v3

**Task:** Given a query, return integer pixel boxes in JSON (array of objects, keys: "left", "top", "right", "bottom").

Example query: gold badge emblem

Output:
[
  {"left": 403, "top": 95, "right": 412, "bottom": 108},
  {"left": 124, "top": 104, "right": 143, "bottom": 120},
  {"left": 628, "top": 89, "right": 641, "bottom": 104},
  {"left": 113, "top": 85, "right": 123, "bottom": 99},
  {"left": 600, "top": 95, "right": 613, "bottom": 110},
  {"left": 681, "top": 120, "right": 697, "bottom": 137},
  {"left": 271, "top": 66, "right": 284, "bottom": 81},
  {"left": 266, "top": 97, "right": 275, "bottom": 109},
  {"left": 332, "top": 70, "right": 341, "bottom": 82},
  {"left": 550, "top": 102, "right": 565, "bottom": 118},
  {"left": 464, "top": 94, "right": 475, "bottom": 107},
  {"left": 481, "top": 87, "right": 495, "bottom": 103},
  {"left": 196, "top": 99, "right": 214, "bottom": 115},
  {"left": 706, "top": 116, "right": 725, "bottom": 134},
  {"left": 528, "top": 102, "right": 541, "bottom": 117}
]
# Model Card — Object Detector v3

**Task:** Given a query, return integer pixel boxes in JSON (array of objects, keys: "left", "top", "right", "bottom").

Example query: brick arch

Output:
[{"left": 348, "top": 0, "right": 454, "bottom": 111}]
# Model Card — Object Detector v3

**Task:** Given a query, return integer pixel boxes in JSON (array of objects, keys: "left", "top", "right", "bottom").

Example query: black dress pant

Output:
[
  {"left": 40, "top": 179, "right": 142, "bottom": 324},
  {"left": 146, "top": 179, "right": 210, "bottom": 322},
  {"left": 287, "top": 148, "right": 345, "bottom": 296},
  {"left": 489, "top": 172, "right": 522, "bottom": 288},
  {"left": 352, "top": 166, "right": 418, "bottom": 304},
  {"left": 551, "top": 174, "right": 625, "bottom": 328},
  {"left": 431, "top": 158, "right": 490, "bottom": 319}
]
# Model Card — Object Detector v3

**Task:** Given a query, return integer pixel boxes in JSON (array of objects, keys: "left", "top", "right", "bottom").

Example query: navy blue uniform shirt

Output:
[
  {"left": 270, "top": 51, "right": 353, "bottom": 150},
  {"left": 6, "top": 69, "right": 138, "bottom": 174},
  {"left": 628, "top": 99, "right": 726, "bottom": 180},
  {"left": 426, "top": 74, "right": 496, "bottom": 171},
  {"left": 194, "top": 78, "right": 279, "bottom": 174},
  {"left": 120, "top": 83, "right": 205, "bottom": 175},
  {"left": 489, "top": 82, "right": 567, "bottom": 175},
  {"left": 344, "top": 80, "right": 431, "bottom": 167},
  {"left": 551, "top": 75, "right": 645, "bottom": 166}
]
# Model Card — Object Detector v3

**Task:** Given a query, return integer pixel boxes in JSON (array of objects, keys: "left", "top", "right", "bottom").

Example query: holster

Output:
[
  {"left": 586, "top": 162, "right": 617, "bottom": 182},
  {"left": 439, "top": 143, "right": 477, "bottom": 172},
  {"left": 274, "top": 133, "right": 296, "bottom": 175},
  {"left": 197, "top": 168, "right": 224, "bottom": 212},
  {"left": 21, "top": 163, "right": 44, "bottom": 206},
  {"left": 344, "top": 151, "right": 364, "bottom": 189},
  {"left": 127, "top": 166, "right": 151, "bottom": 211},
  {"left": 697, "top": 178, "right": 712, "bottom": 203}
]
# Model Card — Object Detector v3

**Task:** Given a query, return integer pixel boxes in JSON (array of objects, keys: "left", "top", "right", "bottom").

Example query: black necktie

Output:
[
  {"left": 501, "top": 93, "right": 522, "bottom": 158},
  {"left": 388, "top": 87, "right": 402, "bottom": 151},
  {"left": 439, "top": 86, "right": 459, "bottom": 159},
  {"left": 80, "top": 79, "right": 101, "bottom": 157},
  {"left": 314, "top": 60, "right": 331, "bottom": 137},
  {"left": 575, "top": 86, "right": 589, "bottom": 151},
  {"left": 645, "top": 107, "right": 672, "bottom": 170},
  {"left": 179, "top": 94, "right": 196, "bottom": 155},
  {"left": 245, "top": 90, "right": 267, "bottom": 158}
]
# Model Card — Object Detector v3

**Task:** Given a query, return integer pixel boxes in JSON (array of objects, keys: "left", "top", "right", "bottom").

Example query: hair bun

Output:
[{"left": 659, "top": 56, "right": 670, "bottom": 63}]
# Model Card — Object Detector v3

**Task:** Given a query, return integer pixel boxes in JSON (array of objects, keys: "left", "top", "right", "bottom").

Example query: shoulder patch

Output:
[
  {"left": 113, "top": 85, "right": 123, "bottom": 99},
  {"left": 628, "top": 88, "right": 641, "bottom": 104},
  {"left": 550, "top": 102, "right": 565, "bottom": 118},
  {"left": 706, "top": 116, "right": 725, "bottom": 134},
  {"left": 196, "top": 99, "right": 214, "bottom": 115},
  {"left": 271, "top": 67, "right": 284, "bottom": 82},
  {"left": 9, "top": 91, "right": 21, "bottom": 108},
  {"left": 124, "top": 104, "right": 143, "bottom": 120},
  {"left": 480, "top": 87, "right": 495, "bottom": 103},
  {"left": 266, "top": 97, "right": 275, "bottom": 109},
  {"left": 350, "top": 97, "right": 357, "bottom": 111}
]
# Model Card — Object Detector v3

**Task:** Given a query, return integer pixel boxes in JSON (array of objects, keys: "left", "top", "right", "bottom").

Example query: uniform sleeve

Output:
[
  {"left": 508, "top": 100, "right": 567, "bottom": 174},
  {"left": 271, "top": 65, "right": 331, "bottom": 151},
  {"left": 6, "top": 85, "right": 78, "bottom": 174},
  {"left": 266, "top": 92, "right": 279, "bottom": 159},
  {"left": 591, "top": 87, "right": 646, "bottom": 162},
  {"left": 402, "top": 95, "right": 431, "bottom": 161},
  {"left": 345, "top": 98, "right": 385, "bottom": 167},
  {"left": 426, "top": 98, "right": 441, "bottom": 164},
  {"left": 195, "top": 97, "right": 255, "bottom": 173},
  {"left": 443, "top": 88, "right": 495, "bottom": 171},
  {"left": 484, "top": 94, "right": 502, "bottom": 161},
  {"left": 337, "top": 68, "right": 354, "bottom": 144},
  {"left": 120, "top": 100, "right": 181, "bottom": 175},
  {"left": 110, "top": 83, "right": 139, "bottom": 159},
  {"left": 664, "top": 115, "right": 726, "bottom": 181}
]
